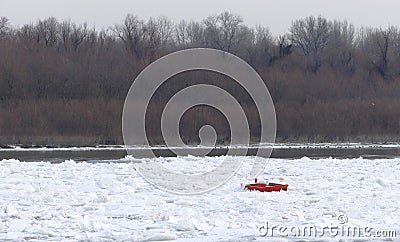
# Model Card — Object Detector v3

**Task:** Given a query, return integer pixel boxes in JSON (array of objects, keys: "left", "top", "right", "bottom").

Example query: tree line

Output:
[{"left": 1, "top": 13, "right": 400, "bottom": 145}]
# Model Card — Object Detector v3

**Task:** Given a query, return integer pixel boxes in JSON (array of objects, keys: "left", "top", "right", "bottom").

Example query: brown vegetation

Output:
[{"left": 1, "top": 13, "right": 400, "bottom": 145}]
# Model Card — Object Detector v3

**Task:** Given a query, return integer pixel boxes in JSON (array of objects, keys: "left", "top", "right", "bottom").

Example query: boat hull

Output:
[{"left": 244, "top": 183, "right": 288, "bottom": 192}]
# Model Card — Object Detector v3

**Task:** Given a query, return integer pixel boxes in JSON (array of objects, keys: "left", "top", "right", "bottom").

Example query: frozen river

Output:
[{"left": 0, "top": 154, "right": 399, "bottom": 241}]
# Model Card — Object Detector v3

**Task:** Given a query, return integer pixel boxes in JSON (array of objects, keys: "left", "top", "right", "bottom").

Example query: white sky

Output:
[{"left": 1, "top": 0, "right": 399, "bottom": 35}]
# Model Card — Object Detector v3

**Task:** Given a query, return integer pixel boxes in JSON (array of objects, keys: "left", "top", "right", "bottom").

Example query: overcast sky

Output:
[{"left": 1, "top": 0, "right": 399, "bottom": 35}]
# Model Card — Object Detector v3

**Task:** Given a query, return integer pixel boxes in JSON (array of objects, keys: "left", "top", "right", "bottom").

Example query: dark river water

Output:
[{"left": 1, "top": 145, "right": 400, "bottom": 163}]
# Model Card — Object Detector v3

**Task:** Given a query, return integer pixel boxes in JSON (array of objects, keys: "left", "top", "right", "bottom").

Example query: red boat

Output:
[{"left": 244, "top": 178, "right": 288, "bottom": 192}]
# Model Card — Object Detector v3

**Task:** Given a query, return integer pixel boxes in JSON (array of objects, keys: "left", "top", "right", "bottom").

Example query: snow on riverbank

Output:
[{"left": 0, "top": 156, "right": 399, "bottom": 241}]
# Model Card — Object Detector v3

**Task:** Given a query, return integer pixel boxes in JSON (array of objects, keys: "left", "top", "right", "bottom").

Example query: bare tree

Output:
[
  {"left": 391, "top": 27, "right": 400, "bottom": 76},
  {"left": 18, "top": 23, "right": 38, "bottom": 43},
  {"left": 83, "top": 27, "right": 98, "bottom": 50},
  {"left": 114, "top": 14, "right": 145, "bottom": 57},
  {"left": 98, "top": 28, "right": 114, "bottom": 51},
  {"left": 0, "top": 17, "right": 10, "bottom": 37},
  {"left": 37, "top": 17, "right": 59, "bottom": 47},
  {"left": 327, "top": 20, "right": 356, "bottom": 74},
  {"left": 59, "top": 20, "right": 72, "bottom": 51},
  {"left": 237, "top": 26, "right": 255, "bottom": 62},
  {"left": 156, "top": 16, "right": 173, "bottom": 48},
  {"left": 143, "top": 17, "right": 161, "bottom": 62},
  {"left": 359, "top": 27, "right": 395, "bottom": 78},
  {"left": 175, "top": 20, "right": 206, "bottom": 47},
  {"left": 290, "top": 16, "right": 330, "bottom": 71},
  {"left": 278, "top": 35, "right": 292, "bottom": 58},
  {"left": 175, "top": 20, "right": 188, "bottom": 46},
  {"left": 242, "top": 25, "right": 276, "bottom": 65},
  {"left": 70, "top": 23, "right": 88, "bottom": 52},
  {"left": 255, "top": 26, "right": 275, "bottom": 60},
  {"left": 203, "top": 12, "right": 243, "bottom": 52},
  {"left": 186, "top": 21, "right": 205, "bottom": 47}
]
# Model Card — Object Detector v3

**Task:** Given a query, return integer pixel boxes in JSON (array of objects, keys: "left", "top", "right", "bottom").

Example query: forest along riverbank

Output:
[{"left": 2, "top": 144, "right": 400, "bottom": 162}]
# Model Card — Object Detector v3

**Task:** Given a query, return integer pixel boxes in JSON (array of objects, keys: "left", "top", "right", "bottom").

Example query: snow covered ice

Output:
[{"left": 0, "top": 156, "right": 399, "bottom": 241}]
